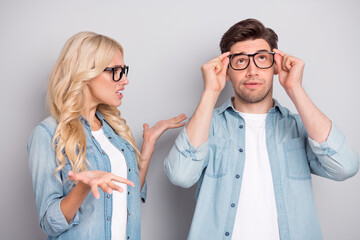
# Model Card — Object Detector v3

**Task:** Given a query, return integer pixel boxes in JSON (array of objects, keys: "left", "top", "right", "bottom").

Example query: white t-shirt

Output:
[
  {"left": 231, "top": 112, "right": 280, "bottom": 240},
  {"left": 92, "top": 128, "right": 128, "bottom": 240}
]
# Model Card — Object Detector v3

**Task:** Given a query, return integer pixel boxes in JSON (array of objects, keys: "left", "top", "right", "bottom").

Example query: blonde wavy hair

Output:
[{"left": 47, "top": 31, "right": 140, "bottom": 176}]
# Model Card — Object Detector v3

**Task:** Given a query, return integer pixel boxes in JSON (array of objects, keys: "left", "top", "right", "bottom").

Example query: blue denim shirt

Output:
[
  {"left": 28, "top": 111, "right": 146, "bottom": 240},
  {"left": 164, "top": 98, "right": 359, "bottom": 240}
]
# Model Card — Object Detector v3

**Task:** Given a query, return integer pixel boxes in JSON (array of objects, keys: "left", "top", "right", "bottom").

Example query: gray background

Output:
[{"left": 1, "top": 0, "right": 359, "bottom": 239}]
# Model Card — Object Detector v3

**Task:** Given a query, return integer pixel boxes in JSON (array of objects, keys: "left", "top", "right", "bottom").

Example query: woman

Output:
[{"left": 27, "top": 32, "right": 186, "bottom": 240}]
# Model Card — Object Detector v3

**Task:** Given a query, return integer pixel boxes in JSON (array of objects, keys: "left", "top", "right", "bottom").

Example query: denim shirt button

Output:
[
  {"left": 231, "top": 203, "right": 235, "bottom": 208},
  {"left": 236, "top": 174, "right": 240, "bottom": 179},
  {"left": 122, "top": 149, "right": 125, "bottom": 152},
  {"left": 129, "top": 168, "right": 131, "bottom": 172},
  {"left": 239, "top": 148, "right": 243, "bottom": 152},
  {"left": 128, "top": 191, "right": 130, "bottom": 195},
  {"left": 107, "top": 194, "right": 111, "bottom": 198},
  {"left": 239, "top": 125, "right": 243, "bottom": 129},
  {"left": 107, "top": 217, "right": 111, "bottom": 221},
  {"left": 225, "top": 232, "right": 229, "bottom": 236},
  {"left": 108, "top": 136, "right": 112, "bottom": 139},
  {"left": 102, "top": 151, "right": 105, "bottom": 155}
]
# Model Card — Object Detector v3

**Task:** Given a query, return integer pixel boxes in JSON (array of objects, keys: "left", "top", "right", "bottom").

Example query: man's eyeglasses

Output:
[
  {"left": 104, "top": 65, "right": 129, "bottom": 81},
  {"left": 228, "top": 52, "right": 275, "bottom": 70}
]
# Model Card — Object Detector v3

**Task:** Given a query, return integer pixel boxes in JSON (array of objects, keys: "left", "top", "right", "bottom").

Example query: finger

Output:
[
  {"left": 209, "top": 52, "right": 230, "bottom": 74},
  {"left": 68, "top": 171, "right": 77, "bottom": 181},
  {"left": 219, "top": 56, "right": 230, "bottom": 75},
  {"left": 110, "top": 176, "right": 135, "bottom": 187},
  {"left": 273, "top": 48, "right": 286, "bottom": 57},
  {"left": 273, "top": 49, "right": 290, "bottom": 71},
  {"left": 282, "top": 54, "right": 291, "bottom": 71},
  {"left": 107, "top": 182, "right": 124, "bottom": 193},
  {"left": 172, "top": 114, "right": 188, "bottom": 123},
  {"left": 285, "top": 56, "right": 293, "bottom": 71},
  {"left": 143, "top": 123, "right": 149, "bottom": 131},
  {"left": 170, "top": 122, "right": 186, "bottom": 128},
  {"left": 282, "top": 54, "right": 294, "bottom": 71},
  {"left": 212, "top": 59, "right": 224, "bottom": 74},
  {"left": 91, "top": 184, "right": 100, "bottom": 199},
  {"left": 217, "top": 51, "right": 231, "bottom": 61},
  {"left": 99, "top": 182, "right": 113, "bottom": 194}
]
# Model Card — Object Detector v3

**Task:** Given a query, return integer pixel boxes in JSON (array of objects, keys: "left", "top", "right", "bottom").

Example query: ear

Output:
[
  {"left": 226, "top": 68, "right": 231, "bottom": 82},
  {"left": 274, "top": 65, "right": 279, "bottom": 75}
]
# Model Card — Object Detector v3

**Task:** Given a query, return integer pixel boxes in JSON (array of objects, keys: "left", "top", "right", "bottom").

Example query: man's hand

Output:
[
  {"left": 201, "top": 52, "right": 230, "bottom": 94},
  {"left": 274, "top": 49, "right": 331, "bottom": 143},
  {"left": 273, "top": 49, "right": 305, "bottom": 92}
]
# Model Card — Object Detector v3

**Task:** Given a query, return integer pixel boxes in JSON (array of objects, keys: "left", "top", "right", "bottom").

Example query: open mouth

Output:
[{"left": 116, "top": 90, "right": 123, "bottom": 97}]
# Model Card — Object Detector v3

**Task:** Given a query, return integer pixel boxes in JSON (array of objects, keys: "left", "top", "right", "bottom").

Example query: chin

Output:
[{"left": 104, "top": 101, "right": 122, "bottom": 108}]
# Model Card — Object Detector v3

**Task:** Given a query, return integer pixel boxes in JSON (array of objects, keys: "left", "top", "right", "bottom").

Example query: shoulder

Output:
[
  {"left": 274, "top": 103, "right": 307, "bottom": 135},
  {"left": 273, "top": 100, "right": 299, "bottom": 121},
  {"left": 28, "top": 116, "right": 58, "bottom": 151},
  {"left": 30, "top": 116, "right": 58, "bottom": 140}
]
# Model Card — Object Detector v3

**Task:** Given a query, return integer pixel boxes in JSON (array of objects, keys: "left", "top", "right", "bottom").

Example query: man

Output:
[{"left": 164, "top": 19, "right": 359, "bottom": 240}]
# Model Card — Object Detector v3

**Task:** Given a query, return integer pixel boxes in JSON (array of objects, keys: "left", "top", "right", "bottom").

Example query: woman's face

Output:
[{"left": 86, "top": 50, "right": 129, "bottom": 108}]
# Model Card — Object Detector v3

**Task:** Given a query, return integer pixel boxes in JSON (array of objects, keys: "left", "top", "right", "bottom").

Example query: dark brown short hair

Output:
[{"left": 220, "top": 18, "right": 278, "bottom": 53}]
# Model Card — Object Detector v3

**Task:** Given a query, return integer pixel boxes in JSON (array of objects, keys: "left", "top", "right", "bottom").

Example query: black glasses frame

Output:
[
  {"left": 228, "top": 52, "right": 275, "bottom": 70},
  {"left": 104, "top": 65, "right": 129, "bottom": 82}
]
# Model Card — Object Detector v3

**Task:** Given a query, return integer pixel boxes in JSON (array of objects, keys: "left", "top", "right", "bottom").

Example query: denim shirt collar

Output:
[
  {"left": 78, "top": 111, "right": 107, "bottom": 130},
  {"left": 218, "top": 97, "right": 286, "bottom": 116}
]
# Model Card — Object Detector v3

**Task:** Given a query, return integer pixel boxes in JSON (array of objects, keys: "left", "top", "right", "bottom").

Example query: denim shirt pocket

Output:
[
  {"left": 85, "top": 145, "right": 98, "bottom": 170},
  {"left": 205, "top": 137, "right": 230, "bottom": 178},
  {"left": 61, "top": 145, "right": 97, "bottom": 194},
  {"left": 283, "top": 137, "right": 311, "bottom": 180}
]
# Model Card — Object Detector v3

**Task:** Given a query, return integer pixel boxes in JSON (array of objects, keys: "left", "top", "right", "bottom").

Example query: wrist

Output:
[
  {"left": 76, "top": 181, "right": 91, "bottom": 192},
  {"left": 285, "top": 84, "right": 304, "bottom": 99},
  {"left": 201, "top": 90, "right": 220, "bottom": 106}
]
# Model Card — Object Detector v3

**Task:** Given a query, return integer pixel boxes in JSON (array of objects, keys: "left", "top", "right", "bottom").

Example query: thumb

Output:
[
  {"left": 143, "top": 123, "right": 149, "bottom": 131},
  {"left": 68, "top": 171, "right": 78, "bottom": 181},
  {"left": 219, "top": 56, "right": 230, "bottom": 77}
]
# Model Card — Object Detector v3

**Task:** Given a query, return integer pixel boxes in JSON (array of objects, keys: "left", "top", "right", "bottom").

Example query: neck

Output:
[
  {"left": 82, "top": 103, "right": 101, "bottom": 131},
  {"left": 82, "top": 86, "right": 102, "bottom": 130},
  {"left": 233, "top": 94, "right": 274, "bottom": 114}
]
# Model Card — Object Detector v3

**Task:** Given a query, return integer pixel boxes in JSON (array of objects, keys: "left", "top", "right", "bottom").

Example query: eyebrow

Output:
[
  {"left": 235, "top": 49, "right": 271, "bottom": 54},
  {"left": 109, "top": 65, "right": 124, "bottom": 68}
]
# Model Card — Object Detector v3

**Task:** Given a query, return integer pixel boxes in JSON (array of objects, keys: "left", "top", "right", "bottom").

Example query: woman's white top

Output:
[{"left": 92, "top": 128, "right": 128, "bottom": 240}]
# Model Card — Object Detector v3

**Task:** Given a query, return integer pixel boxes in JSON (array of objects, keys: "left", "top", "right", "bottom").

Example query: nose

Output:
[
  {"left": 120, "top": 75, "right": 129, "bottom": 85},
  {"left": 246, "top": 57, "right": 259, "bottom": 78}
]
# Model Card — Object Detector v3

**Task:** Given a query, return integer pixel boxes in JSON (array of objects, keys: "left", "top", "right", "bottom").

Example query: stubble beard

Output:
[{"left": 235, "top": 79, "right": 273, "bottom": 104}]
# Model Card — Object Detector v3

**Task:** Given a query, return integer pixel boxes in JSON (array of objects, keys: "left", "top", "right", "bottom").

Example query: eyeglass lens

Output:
[
  {"left": 114, "top": 66, "right": 128, "bottom": 81},
  {"left": 230, "top": 53, "right": 274, "bottom": 70}
]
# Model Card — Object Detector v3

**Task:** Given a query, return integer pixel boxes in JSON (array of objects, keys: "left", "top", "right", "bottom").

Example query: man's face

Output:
[{"left": 227, "top": 39, "right": 276, "bottom": 104}]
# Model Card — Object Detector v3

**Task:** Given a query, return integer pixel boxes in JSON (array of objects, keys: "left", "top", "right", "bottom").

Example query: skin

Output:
[
  {"left": 227, "top": 39, "right": 276, "bottom": 113},
  {"left": 60, "top": 50, "right": 187, "bottom": 223},
  {"left": 186, "top": 38, "right": 331, "bottom": 150}
]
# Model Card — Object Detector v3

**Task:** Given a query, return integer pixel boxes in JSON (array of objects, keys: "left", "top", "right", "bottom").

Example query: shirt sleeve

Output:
[
  {"left": 164, "top": 127, "right": 209, "bottom": 188},
  {"left": 140, "top": 180, "right": 147, "bottom": 203},
  {"left": 307, "top": 122, "right": 359, "bottom": 181},
  {"left": 27, "top": 124, "right": 80, "bottom": 237}
]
